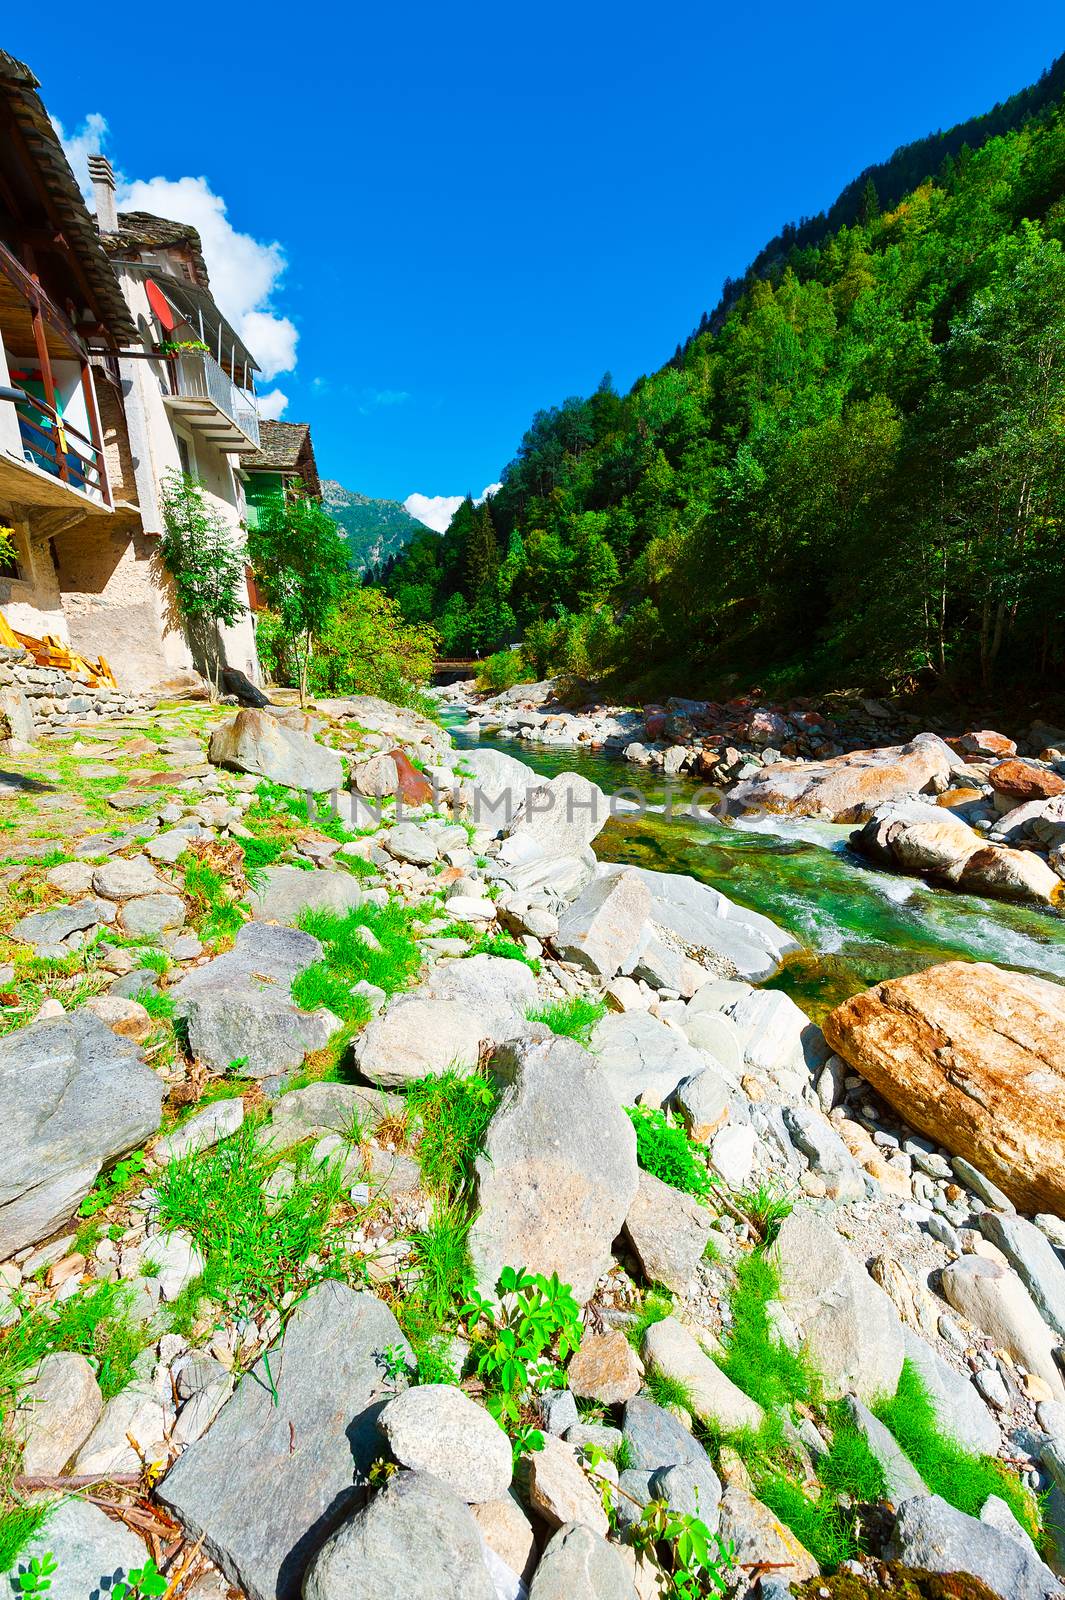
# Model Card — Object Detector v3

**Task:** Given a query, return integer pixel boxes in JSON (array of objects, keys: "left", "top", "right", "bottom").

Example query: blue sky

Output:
[{"left": 8, "top": 2, "right": 1063, "bottom": 519}]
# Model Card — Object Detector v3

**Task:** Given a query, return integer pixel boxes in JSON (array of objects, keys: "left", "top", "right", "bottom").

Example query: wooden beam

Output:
[
  {"left": 80, "top": 359, "right": 111, "bottom": 508},
  {"left": 30, "top": 298, "right": 68, "bottom": 483}
]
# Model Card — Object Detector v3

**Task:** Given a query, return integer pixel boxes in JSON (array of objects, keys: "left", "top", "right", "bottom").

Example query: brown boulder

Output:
[
  {"left": 988, "top": 759, "right": 1065, "bottom": 802},
  {"left": 719, "top": 734, "right": 954, "bottom": 823},
  {"left": 957, "top": 729, "right": 1017, "bottom": 760},
  {"left": 388, "top": 748, "right": 433, "bottom": 806},
  {"left": 959, "top": 845, "right": 1063, "bottom": 906},
  {"left": 823, "top": 961, "right": 1065, "bottom": 1214}
]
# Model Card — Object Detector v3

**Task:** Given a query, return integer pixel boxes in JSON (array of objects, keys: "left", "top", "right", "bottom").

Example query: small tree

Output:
[
  {"left": 159, "top": 471, "right": 247, "bottom": 697},
  {"left": 246, "top": 482, "right": 350, "bottom": 704}
]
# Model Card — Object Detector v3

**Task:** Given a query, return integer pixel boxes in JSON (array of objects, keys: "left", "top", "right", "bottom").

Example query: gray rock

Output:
[
  {"left": 887, "top": 1493, "right": 1063, "bottom": 1599},
  {"left": 554, "top": 869, "right": 651, "bottom": 977},
  {"left": 900, "top": 1327, "right": 1000, "bottom": 1456},
  {"left": 527, "top": 1434, "right": 608, "bottom": 1534},
  {"left": 11, "top": 898, "right": 108, "bottom": 948},
  {"left": 209, "top": 709, "right": 343, "bottom": 793},
  {"left": 783, "top": 1104, "right": 865, "bottom": 1201},
  {"left": 622, "top": 1395, "right": 714, "bottom": 1474},
  {"left": 45, "top": 861, "right": 94, "bottom": 894},
  {"left": 940, "top": 1257, "right": 1065, "bottom": 1401},
  {"left": 15, "top": 1351, "right": 102, "bottom": 1474},
  {"left": 2, "top": 1496, "right": 148, "bottom": 1600},
  {"left": 952, "top": 1156, "right": 1016, "bottom": 1213},
  {"left": 170, "top": 922, "right": 337, "bottom": 1077},
  {"left": 528, "top": 1523, "right": 638, "bottom": 1600},
  {"left": 118, "top": 892, "right": 186, "bottom": 935},
  {"left": 357, "top": 996, "right": 484, "bottom": 1087},
  {"left": 154, "top": 1099, "right": 245, "bottom": 1164},
  {"left": 542, "top": 1388, "right": 579, "bottom": 1436},
  {"left": 144, "top": 1228, "right": 205, "bottom": 1300},
  {"left": 262, "top": 1082, "right": 401, "bottom": 1150},
  {"left": 642, "top": 1317, "right": 762, "bottom": 1433},
  {"left": 980, "top": 1212, "right": 1065, "bottom": 1339},
  {"left": 145, "top": 824, "right": 202, "bottom": 864},
  {"left": 302, "top": 1470, "right": 496, "bottom": 1600},
  {"left": 841, "top": 1396, "right": 927, "bottom": 1503},
  {"left": 0, "top": 1011, "right": 163, "bottom": 1255},
  {"left": 671, "top": 1068, "right": 732, "bottom": 1142},
  {"left": 590, "top": 1009, "right": 706, "bottom": 1108},
  {"left": 73, "top": 1381, "right": 169, "bottom": 1475},
  {"left": 772, "top": 1209, "right": 904, "bottom": 1400},
  {"left": 631, "top": 934, "right": 712, "bottom": 998},
  {"left": 378, "top": 1383, "right": 512, "bottom": 1503},
  {"left": 161, "top": 1283, "right": 412, "bottom": 1600},
  {"left": 725, "top": 989, "right": 827, "bottom": 1095},
  {"left": 608, "top": 864, "right": 797, "bottom": 982},
  {"left": 982, "top": 1493, "right": 1041, "bottom": 1555},
  {"left": 469, "top": 1034, "right": 638, "bottom": 1304},
  {"left": 246, "top": 866, "right": 363, "bottom": 922},
  {"left": 93, "top": 855, "right": 169, "bottom": 901},
  {"left": 623, "top": 1168, "right": 717, "bottom": 1294},
  {"left": 422, "top": 953, "right": 538, "bottom": 1038},
  {"left": 382, "top": 823, "right": 438, "bottom": 865},
  {"left": 648, "top": 1460, "right": 722, "bottom": 1531}
]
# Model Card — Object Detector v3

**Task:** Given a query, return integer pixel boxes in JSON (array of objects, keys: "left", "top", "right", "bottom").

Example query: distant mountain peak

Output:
[{"left": 321, "top": 480, "right": 428, "bottom": 573}]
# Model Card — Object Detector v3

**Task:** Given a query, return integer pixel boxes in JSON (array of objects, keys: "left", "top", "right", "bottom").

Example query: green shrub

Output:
[
  {"left": 627, "top": 1106, "right": 714, "bottom": 1200},
  {"left": 475, "top": 650, "right": 526, "bottom": 693}
]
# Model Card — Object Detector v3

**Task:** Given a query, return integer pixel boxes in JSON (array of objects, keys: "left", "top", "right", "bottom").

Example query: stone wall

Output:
[{"left": 0, "top": 645, "right": 151, "bottom": 733}]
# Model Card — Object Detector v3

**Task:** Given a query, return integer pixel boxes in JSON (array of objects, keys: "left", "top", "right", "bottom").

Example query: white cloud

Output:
[
  {"left": 51, "top": 111, "right": 107, "bottom": 194},
  {"left": 403, "top": 482, "right": 501, "bottom": 533},
  {"left": 54, "top": 117, "right": 298, "bottom": 383},
  {"left": 256, "top": 388, "right": 289, "bottom": 420}
]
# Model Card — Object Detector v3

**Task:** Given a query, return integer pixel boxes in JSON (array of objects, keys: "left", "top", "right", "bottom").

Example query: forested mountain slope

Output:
[
  {"left": 321, "top": 480, "right": 426, "bottom": 574},
  {"left": 377, "top": 74, "right": 1065, "bottom": 698}
]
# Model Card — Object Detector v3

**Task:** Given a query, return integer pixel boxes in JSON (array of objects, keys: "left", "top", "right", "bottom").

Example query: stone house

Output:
[{"left": 0, "top": 50, "right": 266, "bottom": 697}]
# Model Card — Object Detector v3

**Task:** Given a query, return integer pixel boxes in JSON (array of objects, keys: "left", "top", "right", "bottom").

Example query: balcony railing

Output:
[
  {"left": 14, "top": 391, "right": 108, "bottom": 504},
  {"left": 164, "top": 350, "right": 260, "bottom": 448}
]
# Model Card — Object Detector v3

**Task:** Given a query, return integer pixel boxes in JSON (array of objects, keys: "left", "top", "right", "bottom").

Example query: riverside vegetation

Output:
[
  {"left": 0, "top": 677, "right": 1062, "bottom": 1600},
  {"left": 372, "top": 54, "right": 1065, "bottom": 704}
]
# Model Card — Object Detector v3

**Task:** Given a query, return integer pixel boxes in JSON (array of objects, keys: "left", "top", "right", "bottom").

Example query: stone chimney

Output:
[{"left": 87, "top": 154, "right": 118, "bottom": 233}]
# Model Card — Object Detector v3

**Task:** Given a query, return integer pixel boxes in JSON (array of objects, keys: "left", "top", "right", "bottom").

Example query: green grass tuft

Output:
[
  {"left": 625, "top": 1289, "right": 673, "bottom": 1350},
  {"left": 873, "top": 1359, "right": 1040, "bottom": 1538},
  {"left": 405, "top": 1069, "right": 499, "bottom": 1201},
  {"left": 644, "top": 1365, "right": 697, "bottom": 1414},
  {"left": 716, "top": 1249, "right": 817, "bottom": 1412},
  {"left": 467, "top": 932, "right": 540, "bottom": 971},
  {"left": 293, "top": 901, "right": 423, "bottom": 1021},
  {"left": 0, "top": 1280, "right": 147, "bottom": 1404},
  {"left": 526, "top": 994, "right": 606, "bottom": 1044}
]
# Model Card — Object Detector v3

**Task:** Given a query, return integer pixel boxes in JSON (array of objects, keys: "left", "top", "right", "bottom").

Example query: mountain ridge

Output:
[{"left": 320, "top": 480, "right": 429, "bottom": 574}]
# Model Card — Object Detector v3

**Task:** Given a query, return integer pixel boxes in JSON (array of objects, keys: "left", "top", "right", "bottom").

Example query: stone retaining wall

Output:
[{"left": 0, "top": 646, "right": 151, "bottom": 733}]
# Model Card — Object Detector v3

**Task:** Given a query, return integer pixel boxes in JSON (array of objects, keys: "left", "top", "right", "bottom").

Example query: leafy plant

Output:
[
  {"left": 113, "top": 1559, "right": 167, "bottom": 1600},
  {"left": 466, "top": 932, "right": 540, "bottom": 971},
  {"left": 159, "top": 471, "right": 247, "bottom": 698},
  {"left": 627, "top": 1106, "right": 714, "bottom": 1200},
  {"left": 461, "top": 1267, "right": 582, "bottom": 1428},
  {"left": 78, "top": 1149, "right": 149, "bottom": 1217},
  {"left": 15, "top": 1551, "right": 56, "bottom": 1596},
  {"left": 630, "top": 1501, "right": 735, "bottom": 1599},
  {"left": 246, "top": 483, "right": 352, "bottom": 704}
]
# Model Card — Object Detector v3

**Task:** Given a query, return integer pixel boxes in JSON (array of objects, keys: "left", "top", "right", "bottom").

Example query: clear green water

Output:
[{"left": 447, "top": 713, "right": 1065, "bottom": 1015}]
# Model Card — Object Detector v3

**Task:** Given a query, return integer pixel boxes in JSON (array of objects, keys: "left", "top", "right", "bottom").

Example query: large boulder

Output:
[
  {"left": 554, "top": 869, "right": 652, "bottom": 977},
  {"left": 3, "top": 1497, "right": 148, "bottom": 1600},
  {"left": 940, "top": 1257, "right": 1065, "bottom": 1401},
  {"left": 720, "top": 733, "right": 955, "bottom": 823},
  {"left": 247, "top": 866, "right": 363, "bottom": 922},
  {"left": 357, "top": 996, "right": 485, "bottom": 1086},
  {"left": 0, "top": 1012, "right": 163, "bottom": 1256},
  {"left": 979, "top": 1212, "right": 1065, "bottom": 1339},
  {"left": 160, "top": 1283, "right": 412, "bottom": 1600},
  {"left": 900, "top": 1326, "right": 999, "bottom": 1457},
  {"left": 170, "top": 921, "right": 338, "bottom": 1077},
  {"left": 771, "top": 1209, "right": 904, "bottom": 1400},
  {"left": 459, "top": 746, "right": 539, "bottom": 823},
  {"left": 823, "top": 961, "right": 1065, "bottom": 1215},
  {"left": 209, "top": 708, "right": 343, "bottom": 793},
  {"left": 377, "top": 1384, "right": 512, "bottom": 1503},
  {"left": 989, "top": 760, "right": 1065, "bottom": 803},
  {"left": 853, "top": 799, "right": 982, "bottom": 879},
  {"left": 623, "top": 1169, "right": 718, "bottom": 1294},
  {"left": 959, "top": 845, "right": 1064, "bottom": 906},
  {"left": 642, "top": 1317, "right": 763, "bottom": 1433},
  {"left": 590, "top": 1009, "right": 706, "bottom": 1108},
  {"left": 887, "top": 1494, "right": 1063, "bottom": 1600},
  {"left": 302, "top": 1470, "right": 496, "bottom": 1600},
  {"left": 610, "top": 865, "right": 797, "bottom": 982},
  {"left": 529, "top": 1524, "right": 638, "bottom": 1600},
  {"left": 494, "top": 772, "right": 607, "bottom": 895},
  {"left": 468, "top": 1035, "right": 638, "bottom": 1304}
]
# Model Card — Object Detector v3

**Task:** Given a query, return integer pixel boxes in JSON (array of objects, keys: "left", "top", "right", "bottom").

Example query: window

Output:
[{"left": 176, "top": 433, "right": 194, "bottom": 479}]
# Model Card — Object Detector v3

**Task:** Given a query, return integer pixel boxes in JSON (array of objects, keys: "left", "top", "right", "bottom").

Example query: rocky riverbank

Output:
[
  {"left": 0, "top": 689, "right": 1063, "bottom": 1599},
  {"left": 444, "top": 679, "right": 1065, "bottom": 911}
]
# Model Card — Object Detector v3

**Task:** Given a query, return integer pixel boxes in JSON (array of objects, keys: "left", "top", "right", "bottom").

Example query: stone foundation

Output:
[{"left": 0, "top": 646, "right": 151, "bottom": 733}]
